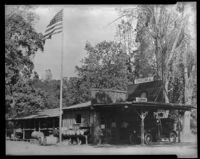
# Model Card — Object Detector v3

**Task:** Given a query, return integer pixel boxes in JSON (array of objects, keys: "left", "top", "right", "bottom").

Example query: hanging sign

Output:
[
  {"left": 134, "top": 77, "right": 154, "bottom": 84},
  {"left": 154, "top": 110, "right": 169, "bottom": 119},
  {"left": 136, "top": 97, "right": 147, "bottom": 102}
]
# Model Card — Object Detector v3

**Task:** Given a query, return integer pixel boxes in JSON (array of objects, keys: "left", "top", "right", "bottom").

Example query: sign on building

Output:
[
  {"left": 154, "top": 110, "right": 169, "bottom": 119},
  {"left": 134, "top": 77, "right": 154, "bottom": 84},
  {"left": 136, "top": 97, "right": 147, "bottom": 102}
]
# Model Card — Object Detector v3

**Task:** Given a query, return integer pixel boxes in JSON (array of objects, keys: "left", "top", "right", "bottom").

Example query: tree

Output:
[
  {"left": 32, "top": 79, "right": 61, "bottom": 109},
  {"left": 76, "top": 41, "right": 130, "bottom": 91},
  {"left": 63, "top": 77, "right": 90, "bottom": 106},
  {"left": 9, "top": 80, "right": 47, "bottom": 117},
  {"left": 133, "top": 4, "right": 195, "bottom": 104},
  {"left": 5, "top": 6, "right": 45, "bottom": 118},
  {"left": 123, "top": 3, "right": 196, "bottom": 137},
  {"left": 62, "top": 41, "right": 132, "bottom": 106},
  {"left": 114, "top": 8, "right": 157, "bottom": 80}
]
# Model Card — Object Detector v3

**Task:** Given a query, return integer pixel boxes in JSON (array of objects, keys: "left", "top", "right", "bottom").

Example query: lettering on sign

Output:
[
  {"left": 136, "top": 97, "right": 147, "bottom": 102},
  {"left": 134, "top": 77, "right": 154, "bottom": 84}
]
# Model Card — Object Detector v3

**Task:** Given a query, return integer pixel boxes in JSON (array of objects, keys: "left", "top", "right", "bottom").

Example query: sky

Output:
[
  {"left": 32, "top": 5, "right": 134, "bottom": 80},
  {"left": 30, "top": 4, "right": 196, "bottom": 80}
]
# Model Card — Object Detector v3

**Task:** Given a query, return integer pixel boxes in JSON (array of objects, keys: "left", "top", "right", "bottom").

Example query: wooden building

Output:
[
  {"left": 7, "top": 80, "right": 195, "bottom": 145},
  {"left": 6, "top": 108, "right": 59, "bottom": 140},
  {"left": 61, "top": 81, "right": 195, "bottom": 145},
  {"left": 61, "top": 100, "right": 193, "bottom": 144}
]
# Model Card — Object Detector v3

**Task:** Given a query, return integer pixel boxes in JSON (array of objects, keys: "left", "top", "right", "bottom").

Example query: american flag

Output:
[{"left": 43, "top": 9, "right": 63, "bottom": 40}]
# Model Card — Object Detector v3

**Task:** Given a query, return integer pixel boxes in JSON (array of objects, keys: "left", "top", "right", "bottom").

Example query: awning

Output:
[
  {"left": 62, "top": 101, "right": 91, "bottom": 110},
  {"left": 7, "top": 108, "right": 59, "bottom": 121},
  {"left": 92, "top": 101, "right": 195, "bottom": 111}
]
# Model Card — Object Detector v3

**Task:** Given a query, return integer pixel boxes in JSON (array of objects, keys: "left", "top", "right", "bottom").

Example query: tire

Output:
[
  {"left": 144, "top": 133, "right": 152, "bottom": 145},
  {"left": 169, "top": 132, "right": 177, "bottom": 143}
]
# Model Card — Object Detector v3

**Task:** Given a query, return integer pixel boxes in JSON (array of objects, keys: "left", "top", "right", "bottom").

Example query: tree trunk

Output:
[
  {"left": 164, "top": 79, "right": 169, "bottom": 103},
  {"left": 182, "top": 65, "right": 194, "bottom": 140}
]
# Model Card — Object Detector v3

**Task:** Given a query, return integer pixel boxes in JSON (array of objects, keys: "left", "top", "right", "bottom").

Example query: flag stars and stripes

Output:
[{"left": 43, "top": 9, "right": 63, "bottom": 40}]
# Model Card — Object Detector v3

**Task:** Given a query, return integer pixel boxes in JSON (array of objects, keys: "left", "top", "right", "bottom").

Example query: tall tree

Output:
[
  {"left": 134, "top": 4, "right": 195, "bottom": 104},
  {"left": 114, "top": 8, "right": 157, "bottom": 80},
  {"left": 33, "top": 79, "right": 61, "bottom": 109},
  {"left": 122, "top": 3, "right": 196, "bottom": 136},
  {"left": 63, "top": 77, "right": 91, "bottom": 106},
  {"left": 5, "top": 6, "right": 45, "bottom": 118},
  {"left": 76, "top": 41, "right": 130, "bottom": 91}
]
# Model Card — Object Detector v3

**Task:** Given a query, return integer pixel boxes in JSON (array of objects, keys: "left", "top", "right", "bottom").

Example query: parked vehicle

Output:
[{"left": 129, "top": 118, "right": 177, "bottom": 145}]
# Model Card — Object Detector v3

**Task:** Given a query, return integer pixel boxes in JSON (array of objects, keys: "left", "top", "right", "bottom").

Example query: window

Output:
[{"left": 76, "top": 114, "right": 81, "bottom": 124}]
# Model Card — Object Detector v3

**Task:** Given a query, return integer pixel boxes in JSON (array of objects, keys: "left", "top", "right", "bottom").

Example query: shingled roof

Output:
[
  {"left": 37, "top": 108, "right": 59, "bottom": 117},
  {"left": 127, "top": 80, "right": 164, "bottom": 102},
  {"left": 62, "top": 101, "right": 91, "bottom": 110},
  {"left": 8, "top": 108, "right": 59, "bottom": 120}
]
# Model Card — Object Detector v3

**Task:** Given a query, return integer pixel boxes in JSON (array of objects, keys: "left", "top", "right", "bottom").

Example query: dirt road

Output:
[{"left": 6, "top": 140, "right": 197, "bottom": 158}]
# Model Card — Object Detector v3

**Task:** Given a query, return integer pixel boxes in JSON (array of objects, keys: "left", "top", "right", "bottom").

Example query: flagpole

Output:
[{"left": 59, "top": 9, "right": 64, "bottom": 143}]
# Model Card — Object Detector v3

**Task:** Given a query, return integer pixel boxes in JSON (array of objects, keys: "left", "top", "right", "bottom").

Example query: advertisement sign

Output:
[
  {"left": 136, "top": 97, "right": 147, "bottom": 102},
  {"left": 134, "top": 76, "right": 154, "bottom": 84}
]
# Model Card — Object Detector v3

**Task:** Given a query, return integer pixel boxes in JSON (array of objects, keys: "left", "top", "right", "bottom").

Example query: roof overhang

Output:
[
  {"left": 93, "top": 101, "right": 195, "bottom": 111},
  {"left": 62, "top": 101, "right": 91, "bottom": 110}
]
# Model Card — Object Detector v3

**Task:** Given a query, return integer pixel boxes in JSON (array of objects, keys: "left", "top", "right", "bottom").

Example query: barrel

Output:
[
  {"left": 45, "top": 135, "right": 58, "bottom": 145},
  {"left": 31, "top": 131, "right": 44, "bottom": 139}
]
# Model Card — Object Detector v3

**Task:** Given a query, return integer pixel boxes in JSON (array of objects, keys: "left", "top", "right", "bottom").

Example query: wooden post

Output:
[
  {"left": 77, "top": 137, "right": 80, "bottom": 145},
  {"left": 23, "top": 129, "right": 25, "bottom": 140},
  {"left": 39, "top": 120, "right": 41, "bottom": 132},
  {"left": 140, "top": 111, "right": 148, "bottom": 145},
  {"left": 182, "top": 111, "right": 191, "bottom": 139},
  {"left": 141, "top": 116, "right": 145, "bottom": 145},
  {"left": 85, "top": 135, "right": 88, "bottom": 145},
  {"left": 34, "top": 120, "right": 36, "bottom": 131},
  {"left": 53, "top": 118, "right": 55, "bottom": 129},
  {"left": 6, "top": 128, "right": 7, "bottom": 138},
  {"left": 157, "top": 119, "right": 161, "bottom": 141},
  {"left": 177, "top": 113, "right": 181, "bottom": 143},
  {"left": 13, "top": 129, "right": 16, "bottom": 139}
]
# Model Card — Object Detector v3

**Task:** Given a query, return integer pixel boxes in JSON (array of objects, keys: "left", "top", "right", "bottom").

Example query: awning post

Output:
[
  {"left": 23, "top": 129, "right": 25, "bottom": 140},
  {"left": 34, "top": 119, "right": 36, "bottom": 131},
  {"left": 140, "top": 111, "right": 148, "bottom": 145},
  {"left": 177, "top": 112, "right": 182, "bottom": 143},
  {"left": 39, "top": 120, "right": 40, "bottom": 132}
]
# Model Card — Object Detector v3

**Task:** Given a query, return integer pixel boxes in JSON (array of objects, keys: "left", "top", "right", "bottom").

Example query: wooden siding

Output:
[{"left": 62, "top": 110, "right": 90, "bottom": 129}]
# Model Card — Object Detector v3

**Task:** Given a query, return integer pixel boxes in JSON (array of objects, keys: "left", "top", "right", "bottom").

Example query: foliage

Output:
[
  {"left": 117, "top": 2, "right": 197, "bottom": 133},
  {"left": 32, "top": 79, "right": 61, "bottom": 109},
  {"left": 8, "top": 80, "right": 47, "bottom": 118},
  {"left": 63, "top": 77, "right": 91, "bottom": 106},
  {"left": 76, "top": 41, "right": 130, "bottom": 91},
  {"left": 5, "top": 6, "right": 45, "bottom": 118},
  {"left": 115, "top": 3, "right": 196, "bottom": 106},
  {"left": 133, "top": 4, "right": 195, "bottom": 103},
  {"left": 115, "top": 8, "right": 157, "bottom": 79},
  {"left": 57, "top": 41, "right": 133, "bottom": 106}
]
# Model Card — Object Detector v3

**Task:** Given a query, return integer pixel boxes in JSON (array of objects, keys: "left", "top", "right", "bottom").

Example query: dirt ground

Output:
[{"left": 6, "top": 138, "right": 197, "bottom": 158}]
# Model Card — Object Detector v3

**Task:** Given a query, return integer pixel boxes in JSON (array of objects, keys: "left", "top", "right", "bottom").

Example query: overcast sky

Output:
[
  {"left": 31, "top": 4, "right": 195, "bottom": 80},
  {"left": 32, "top": 5, "right": 133, "bottom": 80}
]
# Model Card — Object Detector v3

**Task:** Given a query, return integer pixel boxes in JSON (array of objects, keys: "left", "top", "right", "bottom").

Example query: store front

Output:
[{"left": 92, "top": 102, "right": 193, "bottom": 145}]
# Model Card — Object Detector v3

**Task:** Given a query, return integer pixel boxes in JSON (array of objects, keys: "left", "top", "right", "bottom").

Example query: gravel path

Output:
[{"left": 6, "top": 140, "right": 197, "bottom": 158}]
